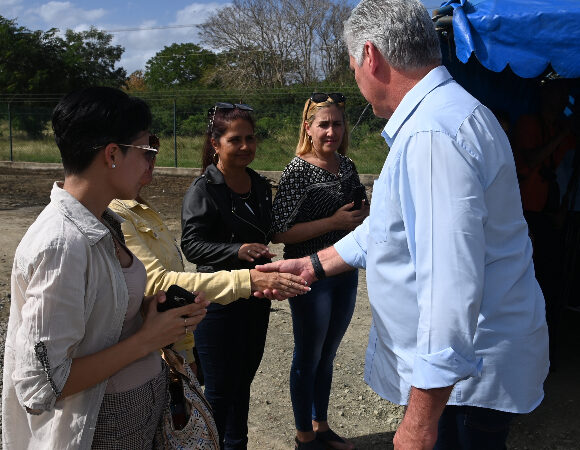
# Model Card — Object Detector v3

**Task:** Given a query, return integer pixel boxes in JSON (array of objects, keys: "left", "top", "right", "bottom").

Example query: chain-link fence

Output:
[{"left": 0, "top": 89, "right": 387, "bottom": 172}]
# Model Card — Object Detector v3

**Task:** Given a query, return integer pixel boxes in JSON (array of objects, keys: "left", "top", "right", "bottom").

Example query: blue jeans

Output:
[
  {"left": 289, "top": 270, "right": 358, "bottom": 431},
  {"left": 434, "top": 405, "right": 515, "bottom": 450},
  {"left": 194, "top": 297, "right": 271, "bottom": 450}
]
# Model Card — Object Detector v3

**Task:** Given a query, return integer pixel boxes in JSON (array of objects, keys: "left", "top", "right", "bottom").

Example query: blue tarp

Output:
[{"left": 442, "top": 0, "right": 580, "bottom": 78}]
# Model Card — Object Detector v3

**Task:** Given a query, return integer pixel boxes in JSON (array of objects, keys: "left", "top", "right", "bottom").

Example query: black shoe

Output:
[
  {"left": 316, "top": 428, "right": 356, "bottom": 449},
  {"left": 295, "top": 436, "right": 326, "bottom": 449}
]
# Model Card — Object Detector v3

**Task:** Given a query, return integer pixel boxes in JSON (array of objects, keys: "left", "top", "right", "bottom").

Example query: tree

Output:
[
  {"left": 61, "top": 27, "right": 126, "bottom": 89},
  {"left": 317, "top": 1, "right": 352, "bottom": 82},
  {"left": 125, "top": 70, "right": 147, "bottom": 92},
  {"left": 197, "top": 0, "right": 351, "bottom": 88},
  {"left": 199, "top": 0, "right": 298, "bottom": 88},
  {"left": 0, "top": 17, "right": 64, "bottom": 95},
  {"left": 0, "top": 16, "right": 126, "bottom": 137},
  {"left": 144, "top": 43, "right": 217, "bottom": 89}
]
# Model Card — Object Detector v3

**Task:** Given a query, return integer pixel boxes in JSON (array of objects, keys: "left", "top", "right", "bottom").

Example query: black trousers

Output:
[{"left": 194, "top": 297, "right": 271, "bottom": 450}]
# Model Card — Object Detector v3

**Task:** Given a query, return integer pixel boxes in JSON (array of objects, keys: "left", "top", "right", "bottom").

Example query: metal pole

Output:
[
  {"left": 173, "top": 98, "right": 178, "bottom": 168},
  {"left": 8, "top": 103, "right": 13, "bottom": 162}
]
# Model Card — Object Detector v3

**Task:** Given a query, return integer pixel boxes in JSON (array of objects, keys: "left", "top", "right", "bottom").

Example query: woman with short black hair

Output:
[{"left": 2, "top": 86, "right": 208, "bottom": 449}]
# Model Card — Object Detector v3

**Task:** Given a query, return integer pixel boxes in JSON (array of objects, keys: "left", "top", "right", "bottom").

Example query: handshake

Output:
[{"left": 250, "top": 249, "right": 343, "bottom": 300}]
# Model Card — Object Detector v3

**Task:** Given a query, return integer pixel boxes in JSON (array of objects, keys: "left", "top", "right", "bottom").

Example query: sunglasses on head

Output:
[
  {"left": 304, "top": 92, "right": 346, "bottom": 122},
  {"left": 207, "top": 102, "right": 254, "bottom": 134},
  {"left": 309, "top": 93, "right": 346, "bottom": 104}
]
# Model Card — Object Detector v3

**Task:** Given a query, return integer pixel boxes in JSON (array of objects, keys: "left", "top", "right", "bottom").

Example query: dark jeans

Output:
[
  {"left": 194, "top": 296, "right": 271, "bottom": 450},
  {"left": 289, "top": 270, "right": 357, "bottom": 431},
  {"left": 434, "top": 405, "right": 515, "bottom": 450}
]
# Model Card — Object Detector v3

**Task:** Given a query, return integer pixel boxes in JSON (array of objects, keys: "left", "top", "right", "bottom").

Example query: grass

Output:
[{"left": 0, "top": 127, "right": 390, "bottom": 174}]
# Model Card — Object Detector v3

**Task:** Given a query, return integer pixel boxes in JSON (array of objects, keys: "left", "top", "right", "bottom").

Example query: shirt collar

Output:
[
  {"left": 111, "top": 198, "right": 151, "bottom": 212},
  {"left": 203, "top": 163, "right": 224, "bottom": 184},
  {"left": 51, "top": 182, "right": 122, "bottom": 246},
  {"left": 382, "top": 65, "right": 453, "bottom": 147}
]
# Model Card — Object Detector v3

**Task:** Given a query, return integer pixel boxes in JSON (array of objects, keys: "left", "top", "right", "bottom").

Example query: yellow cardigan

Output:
[
  {"left": 109, "top": 198, "right": 251, "bottom": 299},
  {"left": 109, "top": 198, "right": 252, "bottom": 360}
]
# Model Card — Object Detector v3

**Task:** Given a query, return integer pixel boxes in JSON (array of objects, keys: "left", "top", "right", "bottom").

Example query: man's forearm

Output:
[
  {"left": 316, "top": 245, "right": 354, "bottom": 278},
  {"left": 394, "top": 385, "right": 453, "bottom": 449}
]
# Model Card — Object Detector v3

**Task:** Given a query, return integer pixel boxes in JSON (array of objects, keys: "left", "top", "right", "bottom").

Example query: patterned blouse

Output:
[{"left": 272, "top": 154, "right": 366, "bottom": 259}]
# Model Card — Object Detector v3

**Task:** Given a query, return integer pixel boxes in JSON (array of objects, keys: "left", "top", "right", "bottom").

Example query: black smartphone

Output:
[
  {"left": 350, "top": 184, "right": 366, "bottom": 210},
  {"left": 157, "top": 285, "right": 198, "bottom": 312}
]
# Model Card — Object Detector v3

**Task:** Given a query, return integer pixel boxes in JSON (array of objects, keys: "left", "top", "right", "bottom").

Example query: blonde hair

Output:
[{"left": 296, "top": 98, "right": 349, "bottom": 156}]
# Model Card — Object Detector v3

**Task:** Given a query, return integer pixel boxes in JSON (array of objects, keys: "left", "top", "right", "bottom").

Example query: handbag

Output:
[{"left": 156, "top": 348, "right": 220, "bottom": 449}]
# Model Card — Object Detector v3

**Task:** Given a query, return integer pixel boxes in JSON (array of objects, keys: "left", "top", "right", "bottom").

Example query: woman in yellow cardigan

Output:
[{"left": 110, "top": 169, "right": 309, "bottom": 371}]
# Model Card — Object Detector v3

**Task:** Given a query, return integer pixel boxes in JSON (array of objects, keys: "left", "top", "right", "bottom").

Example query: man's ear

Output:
[{"left": 364, "top": 41, "right": 381, "bottom": 74}]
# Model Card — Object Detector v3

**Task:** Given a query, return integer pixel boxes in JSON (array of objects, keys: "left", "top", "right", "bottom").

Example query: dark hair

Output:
[
  {"left": 52, "top": 87, "right": 152, "bottom": 174},
  {"left": 202, "top": 106, "right": 255, "bottom": 170}
]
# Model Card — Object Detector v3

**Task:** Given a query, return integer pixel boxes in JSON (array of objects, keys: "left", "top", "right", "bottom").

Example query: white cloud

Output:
[
  {"left": 173, "top": 2, "right": 224, "bottom": 26},
  {"left": 1, "top": 1, "right": 231, "bottom": 75},
  {"left": 0, "top": 0, "right": 25, "bottom": 20},
  {"left": 35, "top": 1, "right": 106, "bottom": 28},
  {"left": 118, "top": 3, "right": 228, "bottom": 74}
]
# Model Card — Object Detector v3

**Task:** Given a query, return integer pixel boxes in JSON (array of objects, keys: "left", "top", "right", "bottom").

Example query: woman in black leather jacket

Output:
[{"left": 180, "top": 103, "right": 274, "bottom": 450}]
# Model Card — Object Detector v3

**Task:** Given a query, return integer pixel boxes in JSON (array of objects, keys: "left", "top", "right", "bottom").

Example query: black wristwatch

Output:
[{"left": 310, "top": 253, "right": 326, "bottom": 280}]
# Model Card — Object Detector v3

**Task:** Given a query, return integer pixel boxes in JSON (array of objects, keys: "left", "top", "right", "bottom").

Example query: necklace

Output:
[{"left": 238, "top": 190, "right": 252, "bottom": 200}]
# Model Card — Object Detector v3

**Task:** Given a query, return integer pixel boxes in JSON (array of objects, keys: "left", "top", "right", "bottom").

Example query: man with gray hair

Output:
[{"left": 257, "top": 0, "right": 549, "bottom": 448}]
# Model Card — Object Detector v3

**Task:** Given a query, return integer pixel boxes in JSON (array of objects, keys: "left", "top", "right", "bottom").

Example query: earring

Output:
[
  {"left": 213, "top": 152, "right": 219, "bottom": 165},
  {"left": 112, "top": 163, "right": 116, "bottom": 169}
]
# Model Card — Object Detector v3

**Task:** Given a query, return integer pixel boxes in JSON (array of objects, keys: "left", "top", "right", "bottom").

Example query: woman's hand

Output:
[
  {"left": 138, "top": 291, "right": 210, "bottom": 352},
  {"left": 330, "top": 202, "right": 370, "bottom": 231},
  {"left": 238, "top": 243, "right": 276, "bottom": 262},
  {"left": 249, "top": 269, "right": 310, "bottom": 300},
  {"left": 58, "top": 291, "right": 209, "bottom": 399}
]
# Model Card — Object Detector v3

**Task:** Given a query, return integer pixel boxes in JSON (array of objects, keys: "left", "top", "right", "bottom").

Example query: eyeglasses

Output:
[
  {"left": 304, "top": 93, "right": 346, "bottom": 122},
  {"left": 93, "top": 134, "right": 159, "bottom": 153},
  {"left": 116, "top": 144, "right": 158, "bottom": 162},
  {"left": 207, "top": 102, "right": 254, "bottom": 134},
  {"left": 100, "top": 134, "right": 160, "bottom": 162}
]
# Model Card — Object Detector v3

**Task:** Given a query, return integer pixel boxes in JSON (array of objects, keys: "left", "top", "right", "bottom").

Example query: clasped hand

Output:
[{"left": 331, "top": 201, "right": 370, "bottom": 231}]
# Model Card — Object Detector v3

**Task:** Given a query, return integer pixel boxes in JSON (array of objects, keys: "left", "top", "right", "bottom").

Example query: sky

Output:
[{"left": 0, "top": 0, "right": 443, "bottom": 75}]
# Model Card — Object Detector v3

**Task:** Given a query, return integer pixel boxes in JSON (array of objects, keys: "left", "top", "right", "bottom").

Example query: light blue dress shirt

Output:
[{"left": 335, "top": 66, "right": 549, "bottom": 413}]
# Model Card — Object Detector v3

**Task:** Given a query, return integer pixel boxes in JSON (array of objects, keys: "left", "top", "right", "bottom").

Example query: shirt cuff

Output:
[
  {"left": 411, "top": 347, "right": 482, "bottom": 389},
  {"left": 234, "top": 269, "right": 252, "bottom": 299},
  {"left": 335, "top": 231, "right": 367, "bottom": 269}
]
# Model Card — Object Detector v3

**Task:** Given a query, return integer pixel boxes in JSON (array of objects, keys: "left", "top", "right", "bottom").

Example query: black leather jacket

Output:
[{"left": 181, "top": 164, "right": 273, "bottom": 273}]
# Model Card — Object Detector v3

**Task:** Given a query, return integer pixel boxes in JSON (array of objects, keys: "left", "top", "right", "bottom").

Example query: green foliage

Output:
[
  {"left": 0, "top": 16, "right": 126, "bottom": 138},
  {"left": 144, "top": 43, "right": 218, "bottom": 90},
  {"left": 179, "top": 113, "right": 208, "bottom": 136},
  {"left": 61, "top": 28, "right": 126, "bottom": 88},
  {"left": 1, "top": 84, "right": 390, "bottom": 173},
  {"left": 0, "top": 18, "right": 63, "bottom": 94}
]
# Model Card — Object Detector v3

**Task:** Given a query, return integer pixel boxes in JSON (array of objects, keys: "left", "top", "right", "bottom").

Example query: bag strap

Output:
[{"left": 161, "top": 347, "right": 220, "bottom": 448}]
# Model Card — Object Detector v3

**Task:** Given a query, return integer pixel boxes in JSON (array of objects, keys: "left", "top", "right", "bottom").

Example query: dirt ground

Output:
[{"left": 0, "top": 165, "right": 579, "bottom": 449}]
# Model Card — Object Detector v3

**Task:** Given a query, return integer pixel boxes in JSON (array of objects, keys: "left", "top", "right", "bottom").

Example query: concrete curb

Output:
[{"left": 0, "top": 161, "right": 379, "bottom": 187}]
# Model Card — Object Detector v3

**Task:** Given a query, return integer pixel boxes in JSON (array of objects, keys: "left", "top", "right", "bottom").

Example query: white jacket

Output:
[{"left": 2, "top": 182, "right": 129, "bottom": 449}]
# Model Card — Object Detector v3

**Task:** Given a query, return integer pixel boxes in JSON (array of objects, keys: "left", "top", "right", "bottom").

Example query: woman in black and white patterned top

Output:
[{"left": 271, "top": 93, "right": 369, "bottom": 450}]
